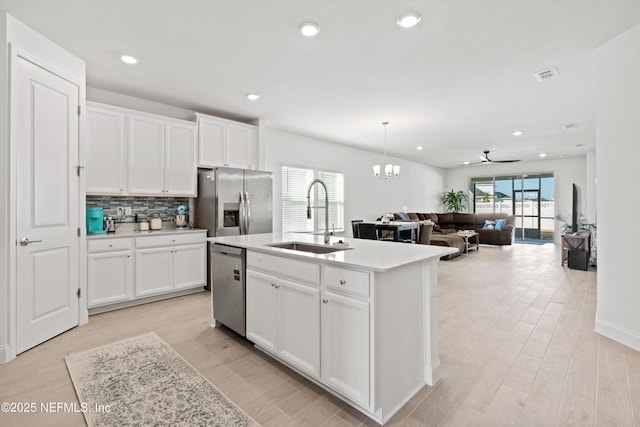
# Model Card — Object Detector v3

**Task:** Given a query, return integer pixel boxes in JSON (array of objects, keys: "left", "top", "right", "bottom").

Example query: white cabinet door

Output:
[
  {"left": 246, "top": 269, "right": 278, "bottom": 352},
  {"left": 173, "top": 244, "right": 206, "bottom": 289},
  {"left": 87, "top": 251, "right": 133, "bottom": 307},
  {"left": 135, "top": 247, "right": 173, "bottom": 296},
  {"left": 128, "top": 114, "right": 165, "bottom": 195},
  {"left": 86, "top": 106, "right": 126, "bottom": 194},
  {"left": 278, "top": 278, "right": 320, "bottom": 378},
  {"left": 322, "top": 290, "right": 370, "bottom": 407},
  {"left": 197, "top": 117, "right": 225, "bottom": 167},
  {"left": 225, "top": 124, "right": 251, "bottom": 169},
  {"left": 165, "top": 121, "right": 197, "bottom": 196}
]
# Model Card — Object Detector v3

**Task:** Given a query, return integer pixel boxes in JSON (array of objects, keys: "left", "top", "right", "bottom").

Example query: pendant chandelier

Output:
[{"left": 373, "top": 121, "right": 400, "bottom": 179}]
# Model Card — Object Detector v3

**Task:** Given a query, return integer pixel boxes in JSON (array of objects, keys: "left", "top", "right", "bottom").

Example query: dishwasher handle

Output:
[{"left": 211, "top": 243, "right": 244, "bottom": 257}]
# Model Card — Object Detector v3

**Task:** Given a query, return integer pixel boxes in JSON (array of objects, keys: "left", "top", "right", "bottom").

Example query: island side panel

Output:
[
  {"left": 374, "top": 260, "right": 434, "bottom": 422},
  {"left": 424, "top": 258, "right": 440, "bottom": 386}
]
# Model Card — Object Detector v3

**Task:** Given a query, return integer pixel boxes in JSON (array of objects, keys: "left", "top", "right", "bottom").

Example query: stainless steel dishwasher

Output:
[{"left": 211, "top": 243, "right": 246, "bottom": 336}]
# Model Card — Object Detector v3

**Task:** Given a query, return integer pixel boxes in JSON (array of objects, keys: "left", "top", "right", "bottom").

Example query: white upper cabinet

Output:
[
  {"left": 165, "top": 121, "right": 198, "bottom": 195},
  {"left": 128, "top": 114, "right": 165, "bottom": 195},
  {"left": 196, "top": 113, "right": 257, "bottom": 169},
  {"left": 86, "top": 105, "right": 127, "bottom": 194},
  {"left": 85, "top": 102, "right": 197, "bottom": 197}
]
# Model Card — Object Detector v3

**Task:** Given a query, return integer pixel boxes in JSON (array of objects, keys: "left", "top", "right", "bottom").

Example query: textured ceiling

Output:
[{"left": 2, "top": 0, "right": 639, "bottom": 168}]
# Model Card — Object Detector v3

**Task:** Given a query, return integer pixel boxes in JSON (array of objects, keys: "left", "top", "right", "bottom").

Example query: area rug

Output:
[{"left": 65, "top": 331, "right": 259, "bottom": 427}]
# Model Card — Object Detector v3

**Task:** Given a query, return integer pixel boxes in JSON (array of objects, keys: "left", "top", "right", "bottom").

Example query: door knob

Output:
[{"left": 19, "top": 238, "right": 43, "bottom": 246}]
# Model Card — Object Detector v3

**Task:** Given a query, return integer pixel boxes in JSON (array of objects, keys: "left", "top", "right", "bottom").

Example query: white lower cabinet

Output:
[
  {"left": 87, "top": 231, "right": 206, "bottom": 312},
  {"left": 245, "top": 250, "right": 371, "bottom": 408},
  {"left": 246, "top": 268, "right": 320, "bottom": 378},
  {"left": 87, "top": 242, "right": 133, "bottom": 308},
  {"left": 135, "top": 247, "right": 174, "bottom": 296},
  {"left": 321, "top": 290, "right": 370, "bottom": 407},
  {"left": 135, "top": 234, "right": 206, "bottom": 297}
]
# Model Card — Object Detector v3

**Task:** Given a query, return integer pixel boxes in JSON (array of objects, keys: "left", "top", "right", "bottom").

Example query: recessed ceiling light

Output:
[
  {"left": 397, "top": 13, "right": 421, "bottom": 28},
  {"left": 416, "top": 146, "right": 423, "bottom": 150},
  {"left": 299, "top": 22, "right": 320, "bottom": 37},
  {"left": 246, "top": 93, "right": 261, "bottom": 101},
  {"left": 512, "top": 130, "right": 523, "bottom": 136},
  {"left": 563, "top": 123, "right": 578, "bottom": 130},
  {"left": 539, "top": 153, "right": 547, "bottom": 158},
  {"left": 120, "top": 55, "right": 138, "bottom": 64},
  {"left": 463, "top": 161, "right": 470, "bottom": 165}
]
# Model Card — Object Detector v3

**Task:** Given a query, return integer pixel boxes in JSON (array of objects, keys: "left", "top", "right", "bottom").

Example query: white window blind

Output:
[{"left": 282, "top": 165, "right": 344, "bottom": 233}]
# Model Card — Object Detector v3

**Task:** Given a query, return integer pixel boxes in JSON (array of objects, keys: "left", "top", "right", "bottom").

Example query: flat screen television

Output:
[{"left": 572, "top": 183, "right": 580, "bottom": 233}]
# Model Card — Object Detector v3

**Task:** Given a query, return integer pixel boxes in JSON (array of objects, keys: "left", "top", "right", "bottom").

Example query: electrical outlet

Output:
[{"left": 124, "top": 206, "right": 132, "bottom": 216}]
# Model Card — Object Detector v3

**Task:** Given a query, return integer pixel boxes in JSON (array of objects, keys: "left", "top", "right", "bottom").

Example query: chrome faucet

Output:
[{"left": 306, "top": 179, "right": 330, "bottom": 244}]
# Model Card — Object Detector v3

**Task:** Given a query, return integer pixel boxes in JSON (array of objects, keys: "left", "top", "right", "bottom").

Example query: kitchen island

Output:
[{"left": 207, "top": 232, "right": 456, "bottom": 425}]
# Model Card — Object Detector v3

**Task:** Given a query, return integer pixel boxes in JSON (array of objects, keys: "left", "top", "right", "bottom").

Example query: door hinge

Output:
[
  {"left": 78, "top": 105, "right": 81, "bottom": 116},
  {"left": 77, "top": 288, "right": 81, "bottom": 298},
  {"left": 77, "top": 227, "right": 81, "bottom": 237},
  {"left": 76, "top": 165, "right": 84, "bottom": 176}
]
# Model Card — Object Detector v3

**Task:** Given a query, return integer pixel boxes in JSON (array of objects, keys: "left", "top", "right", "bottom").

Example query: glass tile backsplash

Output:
[{"left": 86, "top": 196, "right": 190, "bottom": 221}]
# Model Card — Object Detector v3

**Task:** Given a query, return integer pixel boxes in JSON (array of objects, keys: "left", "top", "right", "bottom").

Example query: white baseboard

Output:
[
  {"left": 0, "top": 344, "right": 13, "bottom": 364},
  {"left": 595, "top": 317, "right": 640, "bottom": 351}
]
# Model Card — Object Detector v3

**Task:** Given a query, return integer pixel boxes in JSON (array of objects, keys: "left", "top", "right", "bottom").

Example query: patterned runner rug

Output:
[{"left": 65, "top": 331, "right": 259, "bottom": 426}]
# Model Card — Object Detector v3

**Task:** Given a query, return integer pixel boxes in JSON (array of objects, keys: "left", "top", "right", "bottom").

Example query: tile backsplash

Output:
[{"left": 86, "top": 196, "right": 190, "bottom": 221}]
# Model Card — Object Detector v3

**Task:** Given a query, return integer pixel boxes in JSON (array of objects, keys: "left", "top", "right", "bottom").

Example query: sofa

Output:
[{"left": 396, "top": 212, "right": 515, "bottom": 257}]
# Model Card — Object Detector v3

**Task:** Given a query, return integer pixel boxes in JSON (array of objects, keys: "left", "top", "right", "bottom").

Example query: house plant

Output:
[{"left": 441, "top": 189, "right": 469, "bottom": 213}]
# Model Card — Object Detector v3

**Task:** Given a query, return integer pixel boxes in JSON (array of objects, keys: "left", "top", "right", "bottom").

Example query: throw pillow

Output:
[
  {"left": 396, "top": 212, "right": 410, "bottom": 221},
  {"left": 495, "top": 218, "right": 507, "bottom": 230},
  {"left": 483, "top": 219, "right": 496, "bottom": 230}
]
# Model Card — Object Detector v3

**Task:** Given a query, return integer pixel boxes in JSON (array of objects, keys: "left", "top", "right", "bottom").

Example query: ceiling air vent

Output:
[{"left": 534, "top": 67, "right": 559, "bottom": 82}]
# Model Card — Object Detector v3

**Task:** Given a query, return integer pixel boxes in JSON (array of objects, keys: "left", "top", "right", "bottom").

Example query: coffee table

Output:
[{"left": 456, "top": 231, "right": 479, "bottom": 253}]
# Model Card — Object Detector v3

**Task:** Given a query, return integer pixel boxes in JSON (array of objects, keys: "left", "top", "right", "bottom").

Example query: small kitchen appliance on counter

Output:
[
  {"left": 86, "top": 207, "right": 106, "bottom": 234},
  {"left": 175, "top": 204, "right": 190, "bottom": 228},
  {"left": 104, "top": 216, "right": 116, "bottom": 233}
]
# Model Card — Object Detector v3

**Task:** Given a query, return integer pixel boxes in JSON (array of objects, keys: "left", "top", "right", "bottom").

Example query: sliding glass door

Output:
[{"left": 470, "top": 173, "right": 554, "bottom": 242}]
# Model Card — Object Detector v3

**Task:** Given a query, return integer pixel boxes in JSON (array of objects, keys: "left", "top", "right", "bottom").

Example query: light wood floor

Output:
[{"left": 1, "top": 242, "right": 638, "bottom": 426}]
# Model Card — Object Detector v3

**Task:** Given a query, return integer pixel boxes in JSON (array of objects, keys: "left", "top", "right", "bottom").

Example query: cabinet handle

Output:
[
  {"left": 127, "top": 255, "right": 131, "bottom": 258},
  {"left": 339, "top": 279, "right": 346, "bottom": 285},
  {"left": 108, "top": 244, "right": 113, "bottom": 247},
  {"left": 275, "top": 285, "right": 280, "bottom": 289},
  {"left": 322, "top": 299, "right": 329, "bottom": 304},
  {"left": 271, "top": 283, "right": 276, "bottom": 287}
]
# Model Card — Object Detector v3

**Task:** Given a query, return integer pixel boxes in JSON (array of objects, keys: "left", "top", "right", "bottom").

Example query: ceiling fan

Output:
[{"left": 463, "top": 150, "right": 521, "bottom": 166}]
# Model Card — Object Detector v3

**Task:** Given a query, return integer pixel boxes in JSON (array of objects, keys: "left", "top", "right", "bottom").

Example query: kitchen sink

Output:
[{"left": 266, "top": 241, "right": 352, "bottom": 254}]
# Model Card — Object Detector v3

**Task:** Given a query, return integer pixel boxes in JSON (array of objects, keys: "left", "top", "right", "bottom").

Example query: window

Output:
[{"left": 281, "top": 165, "right": 344, "bottom": 233}]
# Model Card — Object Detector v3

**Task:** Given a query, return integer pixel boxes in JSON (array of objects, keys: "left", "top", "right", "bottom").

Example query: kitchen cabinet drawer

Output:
[
  {"left": 88, "top": 237, "right": 133, "bottom": 253},
  {"left": 136, "top": 232, "right": 205, "bottom": 248},
  {"left": 323, "top": 266, "right": 370, "bottom": 299},
  {"left": 247, "top": 251, "right": 319, "bottom": 285}
]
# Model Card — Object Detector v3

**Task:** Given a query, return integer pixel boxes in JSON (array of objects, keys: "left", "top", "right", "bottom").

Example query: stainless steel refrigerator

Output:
[
  {"left": 195, "top": 167, "right": 273, "bottom": 237},
  {"left": 194, "top": 168, "right": 272, "bottom": 314}
]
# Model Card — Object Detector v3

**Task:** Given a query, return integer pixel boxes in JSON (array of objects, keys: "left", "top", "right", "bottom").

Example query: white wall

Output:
[
  {"left": 444, "top": 156, "right": 589, "bottom": 243},
  {"left": 594, "top": 23, "right": 640, "bottom": 351},
  {"left": 0, "top": 12, "right": 9, "bottom": 364},
  {"left": 261, "top": 126, "right": 446, "bottom": 235}
]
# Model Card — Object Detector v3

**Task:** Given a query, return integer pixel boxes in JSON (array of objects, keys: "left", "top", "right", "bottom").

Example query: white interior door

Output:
[{"left": 13, "top": 54, "right": 80, "bottom": 354}]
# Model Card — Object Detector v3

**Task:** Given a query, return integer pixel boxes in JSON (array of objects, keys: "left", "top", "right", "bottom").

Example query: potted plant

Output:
[{"left": 441, "top": 189, "right": 469, "bottom": 213}]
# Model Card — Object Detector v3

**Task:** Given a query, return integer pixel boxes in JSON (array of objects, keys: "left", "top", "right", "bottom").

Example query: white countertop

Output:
[
  {"left": 208, "top": 232, "right": 457, "bottom": 272},
  {"left": 86, "top": 222, "right": 206, "bottom": 239}
]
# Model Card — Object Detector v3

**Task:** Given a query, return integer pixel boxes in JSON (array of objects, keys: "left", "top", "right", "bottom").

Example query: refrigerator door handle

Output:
[
  {"left": 239, "top": 191, "right": 245, "bottom": 235},
  {"left": 244, "top": 191, "right": 251, "bottom": 234}
]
